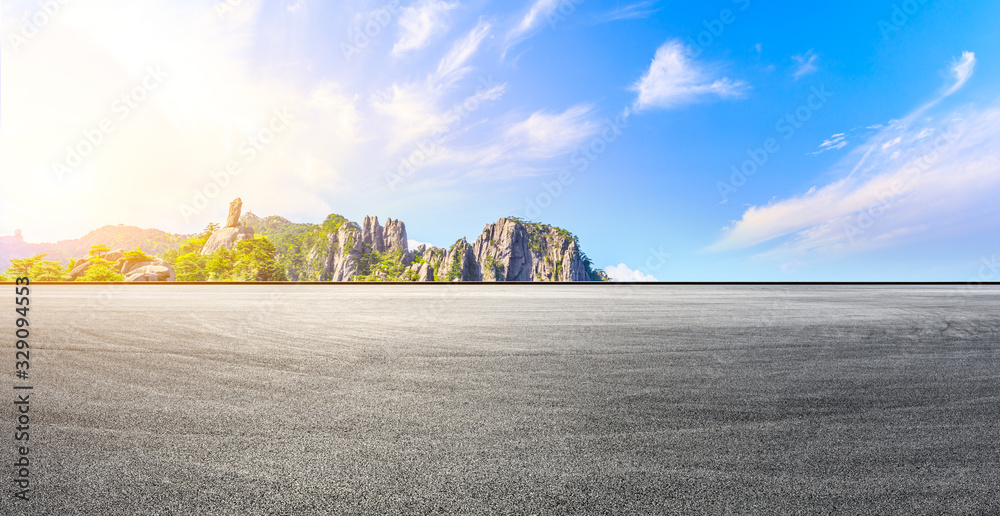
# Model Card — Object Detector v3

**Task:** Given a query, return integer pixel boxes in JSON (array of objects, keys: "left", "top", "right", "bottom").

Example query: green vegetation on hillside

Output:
[
  {"left": 507, "top": 216, "right": 607, "bottom": 281},
  {"left": 4, "top": 253, "right": 68, "bottom": 281},
  {"left": 244, "top": 214, "right": 348, "bottom": 281},
  {"left": 198, "top": 238, "right": 287, "bottom": 282},
  {"left": 352, "top": 249, "right": 414, "bottom": 281},
  {"left": 162, "top": 224, "right": 214, "bottom": 281},
  {"left": 77, "top": 257, "right": 124, "bottom": 282},
  {"left": 161, "top": 224, "right": 287, "bottom": 281}
]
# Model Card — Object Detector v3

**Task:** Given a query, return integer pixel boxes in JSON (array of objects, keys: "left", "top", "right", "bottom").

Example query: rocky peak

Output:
[
  {"left": 383, "top": 218, "right": 407, "bottom": 254},
  {"left": 362, "top": 216, "right": 385, "bottom": 253},
  {"left": 201, "top": 198, "right": 255, "bottom": 255},
  {"left": 226, "top": 198, "right": 243, "bottom": 227}
]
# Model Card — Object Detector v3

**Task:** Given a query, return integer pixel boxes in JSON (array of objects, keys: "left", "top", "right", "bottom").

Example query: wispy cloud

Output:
[
  {"left": 945, "top": 51, "right": 976, "bottom": 96},
  {"left": 596, "top": 1, "right": 662, "bottom": 22},
  {"left": 392, "top": 0, "right": 459, "bottom": 56},
  {"left": 809, "top": 132, "right": 848, "bottom": 155},
  {"left": 433, "top": 20, "right": 491, "bottom": 85},
  {"left": 431, "top": 104, "right": 601, "bottom": 172},
  {"left": 373, "top": 21, "right": 496, "bottom": 152},
  {"left": 504, "top": 0, "right": 560, "bottom": 55},
  {"left": 792, "top": 50, "right": 819, "bottom": 79},
  {"left": 631, "top": 40, "right": 749, "bottom": 111},
  {"left": 706, "top": 51, "right": 998, "bottom": 257},
  {"left": 493, "top": 104, "right": 600, "bottom": 161}
]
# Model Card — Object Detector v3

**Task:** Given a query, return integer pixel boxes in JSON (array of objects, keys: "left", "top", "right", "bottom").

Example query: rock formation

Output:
[
  {"left": 410, "top": 218, "right": 598, "bottom": 282},
  {"left": 201, "top": 198, "right": 255, "bottom": 255},
  {"left": 361, "top": 216, "right": 385, "bottom": 254},
  {"left": 383, "top": 218, "right": 408, "bottom": 254},
  {"left": 66, "top": 249, "right": 175, "bottom": 282},
  {"left": 244, "top": 213, "right": 606, "bottom": 283},
  {"left": 323, "top": 221, "right": 364, "bottom": 281},
  {"left": 226, "top": 198, "right": 243, "bottom": 227}
]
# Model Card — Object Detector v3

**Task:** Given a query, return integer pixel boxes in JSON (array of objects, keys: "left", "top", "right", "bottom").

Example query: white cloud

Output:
[
  {"left": 631, "top": 40, "right": 749, "bottom": 111},
  {"left": 496, "top": 104, "right": 600, "bottom": 160},
  {"left": 392, "top": 0, "right": 458, "bottom": 56},
  {"left": 945, "top": 51, "right": 976, "bottom": 96},
  {"left": 881, "top": 136, "right": 902, "bottom": 149},
  {"left": 373, "top": 21, "right": 498, "bottom": 153},
  {"left": 792, "top": 50, "right": 819, "bottom": 79},
  {"left": 408, "top": 238, "right": 436, "bottom": 250},
  {"left": 432, "top": 104, "right": 600, "bottom": 172},
  {"left": 0, "top": 1, "right": 604, "bottom": 242},
  {"left": 706, "top": 52, "right": 1000, "bottom": 258},
  {"left": 433, "top": 20, "right": 491, "bottom": 86},
  {"left": 596, "top": 1, "right": 662, "bottom": 22},
  {"left": 810, "top": 132, "right": 848, "bottom": 155},
  {"left": 506, "top": 0, "right": 560, "bottom": 45},
  {"left": 605, "top": 263, "right": 658, "bottom": 282}
]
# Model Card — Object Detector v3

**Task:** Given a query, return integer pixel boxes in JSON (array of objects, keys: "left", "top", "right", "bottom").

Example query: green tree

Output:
[
  {"left": 232, "top": 238, "right": 287, "bottom": 281},
  {"left": 123, "top": 245, "right": 153, "bottom": 262},
  {"left": 88, "top": 244, "right": 111, "bottom": 257},
  {"left": 205, "top": 246, "right": 235, "bottom": 281},
  {"left": 77, "top": 257, "right": 124, "bottom": 281},
  {"left": 5, "top": 253, "right": 69, "bottom": 281},
  {"left": 174, "top": 252, "right": 208, "bottom": 281},
  {"left": 163, "top": 234, "right": 211, "bottom": 265}
]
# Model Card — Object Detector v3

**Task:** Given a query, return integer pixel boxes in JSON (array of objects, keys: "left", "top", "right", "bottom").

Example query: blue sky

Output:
[{"left": 2, "top": 0, "right": 999, "bottom": 280}]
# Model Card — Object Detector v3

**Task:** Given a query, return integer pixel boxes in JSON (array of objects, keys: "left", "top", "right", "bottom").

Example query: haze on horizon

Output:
[{"left": 2, "top": 0, "right": 999, "bottom": 281}]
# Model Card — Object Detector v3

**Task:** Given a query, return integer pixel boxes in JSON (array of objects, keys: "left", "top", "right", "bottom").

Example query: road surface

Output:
[{"left": 4, "top": 285, "right": 999, "bottom": 514}]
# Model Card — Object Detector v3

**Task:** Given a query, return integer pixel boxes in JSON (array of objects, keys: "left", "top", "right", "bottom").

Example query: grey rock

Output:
[
  {"left": 124, "top": 272, "right": 151, "bottom": 282},
  {"left": 105, "top": 249, "right": 125, "bottom": 262},
  {"left": 325, "top": 222, "right": 363, "bottom": 281},
  {"left": 68, "top": 260, "right": 92, "bottom": 280},
  {"left": 470, "top": 218, "right": 592, "bottom": 282},
  {"left": 226, "top": 198, "right": 243, "bottom": 228},
  {"left": 440, "top": 238, "right": 480, "bottom": 282},
  {"left": 362, "top": 216, "right": 385, "bottom": 254},
  {"left": 201, "top": 226, "right": 255, "bottom": 255},
  {"left": 416, "top": 262, "right": 433, "bottom": 282},
  {"left": 384, "top": 218, "right": 408, "bottom": 254},
  {"left": 121, "top": 260, "right": 175, "bottom": 281}
]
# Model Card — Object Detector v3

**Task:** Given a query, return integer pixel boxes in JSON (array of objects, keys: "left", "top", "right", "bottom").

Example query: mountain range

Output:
[{"left": 1, "top": 206, "right": 607, "bottom": 282}]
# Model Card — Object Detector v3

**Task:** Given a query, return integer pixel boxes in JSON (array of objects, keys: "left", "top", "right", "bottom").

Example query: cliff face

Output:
[
  {"left": 324, "top": 221, "right": 363, "bottom": 281},
  {"left": 247, "top": 213, "right": 606, "bottom": 282},
  {"left": 413, "top": 218, "right": 598, "bottom": 282}
]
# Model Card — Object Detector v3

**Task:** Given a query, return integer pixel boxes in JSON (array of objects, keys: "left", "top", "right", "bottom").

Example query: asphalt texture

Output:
[{"left": 3, "top": 284, "right": 999, "bottom": 514}]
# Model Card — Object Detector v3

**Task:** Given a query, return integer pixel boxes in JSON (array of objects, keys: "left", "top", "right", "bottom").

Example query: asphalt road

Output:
[{"left": 3, "top": 285, "right": 999, "bottom": 514}]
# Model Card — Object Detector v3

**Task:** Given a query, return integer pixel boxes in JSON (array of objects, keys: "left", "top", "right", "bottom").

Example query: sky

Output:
[{"left": 2, "top": 0, "right": 999, "bottom": 281}]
